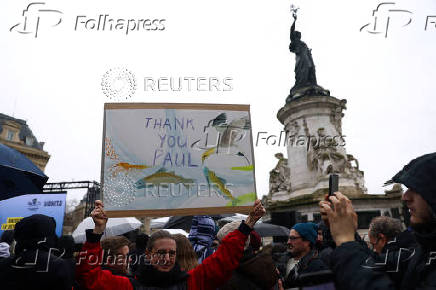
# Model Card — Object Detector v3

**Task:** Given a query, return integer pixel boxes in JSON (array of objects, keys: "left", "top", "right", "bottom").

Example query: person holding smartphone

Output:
[{"left": 320, "top": 153, "right": 436, "bottom": 290}]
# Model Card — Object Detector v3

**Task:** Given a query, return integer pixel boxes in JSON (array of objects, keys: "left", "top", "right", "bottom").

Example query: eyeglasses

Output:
[
  {"left": 288, "top": 236, "right": 303, "bottom": 241},
  {"left": 154, "top": 250, "right": 176, "bottom": 258}
]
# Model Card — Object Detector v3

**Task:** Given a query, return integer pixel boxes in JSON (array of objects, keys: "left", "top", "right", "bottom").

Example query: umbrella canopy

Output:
[
  {"left": 164, "top": 216, "right": 193, "bottom": 232},
  {"left": 72, "top": 217, "right": 142, "bottom": 243},
  {"left": 218, "top": 213, "right": 247, "bottom": 223},
  {"left": 254, "top": 223, "right": 290, "bottom": 237},
  {"left": 160, "top": 228, "right": 188, "bottom": 236},
  {"left": 217, "top": 213, "right": 248, "bottom": 227},
  {"left": 150, "top": 217, "right": 170, "bottom": 229},
  {"left": 163, "top": 214, "right": 240, "bottom": 232},
  {"left": 0, "top": 143, "right": 48, "bottom": 200}
]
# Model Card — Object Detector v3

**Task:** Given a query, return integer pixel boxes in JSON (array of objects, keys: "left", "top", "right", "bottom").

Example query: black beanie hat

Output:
[
  {"left": 385, "top": 153, "right": 436, "bottom": 215},
  {"left": 14, "top": 214, "right": 57, "bottom": 242}
]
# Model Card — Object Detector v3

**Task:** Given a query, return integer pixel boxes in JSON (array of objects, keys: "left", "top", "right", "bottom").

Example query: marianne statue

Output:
[{"left": 286, "top": 6, "right": 329, "bottom": 103}]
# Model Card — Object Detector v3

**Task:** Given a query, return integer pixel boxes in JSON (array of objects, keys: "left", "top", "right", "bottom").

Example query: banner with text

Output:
[{"left": 0, "top": 193, "right": 67, "bottom": 237}]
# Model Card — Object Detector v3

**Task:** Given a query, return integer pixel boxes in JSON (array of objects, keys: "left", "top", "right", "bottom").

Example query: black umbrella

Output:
[
  {"left": 0, "top": 143, "right": 48, "bottom": 200},
  {"left": 254, "top": 223, "right": 290, "bottom": 237},
  {"left": 163, "top": 214, "right": 236, "bottom": 232},
  {"left": 164, "top": 216, "right": 193, "bottom": 232}
]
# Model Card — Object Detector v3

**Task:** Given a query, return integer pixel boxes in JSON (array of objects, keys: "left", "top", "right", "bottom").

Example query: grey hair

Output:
[
  {"left": 217, "top": 221, "right": 250, "bottom": 249},
  {"left": 369, "top": 216, "right": 403, "bottom": 241}
]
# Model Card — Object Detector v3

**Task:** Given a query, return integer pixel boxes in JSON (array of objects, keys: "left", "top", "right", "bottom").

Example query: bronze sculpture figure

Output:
[{"left": 286, "top": 6, "right": 329, "bottom": 103}]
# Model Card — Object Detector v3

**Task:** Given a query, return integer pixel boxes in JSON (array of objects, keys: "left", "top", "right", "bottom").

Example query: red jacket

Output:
[{"left": 76, "top": 225, "right": 250, "bottom": 290}]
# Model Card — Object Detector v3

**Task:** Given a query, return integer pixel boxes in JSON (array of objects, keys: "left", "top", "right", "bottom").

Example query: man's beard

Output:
[
  {"left": 410, "top": 215, "right": 436, "bottom": 234},
  {"left": 410, "top": 205, "right": 436, "bottom": 229},
  {"left": 288, "top": 248, "right": 301, "bottom": 258}
]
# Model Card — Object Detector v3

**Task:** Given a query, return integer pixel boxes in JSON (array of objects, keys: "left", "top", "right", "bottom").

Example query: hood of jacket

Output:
[
  {"left": 386, "top": 153, "right": 436, "bottom": 215},
  {"left": 188, "top": 215, "right": 216, "bottom": 247},
  {"left": 412, "top": 220, "right": 436, "bottom": 250},
  {"left": 235, "top": 246, "right": 279, "bottom": 289}
]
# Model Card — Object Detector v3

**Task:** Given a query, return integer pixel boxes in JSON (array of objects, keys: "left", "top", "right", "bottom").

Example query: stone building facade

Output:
[{"left": 0, "top": 113, "right": 50, "bottom": 171}]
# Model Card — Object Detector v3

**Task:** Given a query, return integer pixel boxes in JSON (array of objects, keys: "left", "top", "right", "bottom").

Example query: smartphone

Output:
[{"left": 328, "top": 174, "right": 339, "bottom": 197}]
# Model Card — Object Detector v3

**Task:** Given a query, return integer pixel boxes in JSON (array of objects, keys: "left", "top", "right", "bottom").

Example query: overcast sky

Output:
[{"left": 1, "top": 0, "right": 435, "bottom": 206}]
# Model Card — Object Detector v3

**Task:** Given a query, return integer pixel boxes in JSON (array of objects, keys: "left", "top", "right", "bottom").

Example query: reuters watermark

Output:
[
  {"left": 101, "top": 68, "right": 137, "bottom": 100},
  {"left": 144, "top": 76, "right": 233, "bottom": 92},
  {"left": 101, "top": 70, "right": 234, "bottom": 100},
  {"left": 137, "top": 182, "right": 235, "bottom": 198}
]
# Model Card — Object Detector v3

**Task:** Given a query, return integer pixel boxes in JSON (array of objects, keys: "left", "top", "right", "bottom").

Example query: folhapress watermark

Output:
[
  {"left": 74, "top": 15, "right": 165, "bottom": 35},
  {"left": 9, "top": 2, "right": 63, "bottom": 38},
  {"left": 360, "top": 2, "right": 436, "bottom": 38},
  {"left": 255, "top": 131, "right": 346, "bottom": 148},
  {"left": 10, "top": 2, "right": 167, "bottom": 38}
]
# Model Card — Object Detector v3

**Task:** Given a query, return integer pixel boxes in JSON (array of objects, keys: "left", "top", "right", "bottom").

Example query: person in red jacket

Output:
[{"left": 76, "top": 199, "right": 265, "bottom": 290}]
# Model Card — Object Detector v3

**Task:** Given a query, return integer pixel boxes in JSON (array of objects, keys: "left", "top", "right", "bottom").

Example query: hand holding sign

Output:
[
  {"left": 245, "top": 199, "right": 266, "bottom": 228},
  {"left": 91, "top": 200, "right": 108, "bottom": 234}
]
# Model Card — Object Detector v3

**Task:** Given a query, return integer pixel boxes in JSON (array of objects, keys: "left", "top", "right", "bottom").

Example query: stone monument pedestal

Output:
[
  {"left": 265, "top": 95, "right": 404, "bottom": 231},
  {"left": 276, "top": 95, "right": 366, "bottom": 199}
]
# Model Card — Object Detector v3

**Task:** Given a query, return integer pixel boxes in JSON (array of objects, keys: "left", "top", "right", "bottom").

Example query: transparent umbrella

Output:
[
  {"left": 161, "top": 228, "right": 188, "bottom": 236},
  {"left": 150, "top": 217, "right": 170, "bottom": 229},
  {"left": 72, "top": 217, "right": 142, "bottom": 243}
]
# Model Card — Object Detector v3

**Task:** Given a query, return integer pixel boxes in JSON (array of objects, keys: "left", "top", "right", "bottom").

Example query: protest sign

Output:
[{"left": 102, "top": 103, "right": 257, "bottom": 217}]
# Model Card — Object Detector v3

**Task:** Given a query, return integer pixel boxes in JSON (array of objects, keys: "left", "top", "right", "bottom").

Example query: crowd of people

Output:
[{"left": 0, "top": 152, "right": 435, "bottom": 289}]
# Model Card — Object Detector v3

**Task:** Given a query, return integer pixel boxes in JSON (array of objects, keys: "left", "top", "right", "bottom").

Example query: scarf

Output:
[{"left": 135, "top": 263, "right": 189, "bottom": 288}]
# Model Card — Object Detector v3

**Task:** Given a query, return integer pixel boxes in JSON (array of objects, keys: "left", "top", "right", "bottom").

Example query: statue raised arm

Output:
[{"left": 290, "top": 14, "right": 296, "bottom": 40}]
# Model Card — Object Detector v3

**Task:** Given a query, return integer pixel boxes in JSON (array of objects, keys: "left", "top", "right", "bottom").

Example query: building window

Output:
[
  {"left": 391, "top": 208, "right": 401, "bottom": 219},
  {"left": 7, "top": 130, "right": 15, "bottom": 141},
  {"left": 297, "top": 214, "right": 308, "bottom": 223},
  {"left": 313, "top": 213, "right": 322, "bottom": 223},
  {"left": 357, "top": 210, "right": 381, "bottom": 229},
  {"left": 26, "top": 136, "right": 34, "bottom": 146}
]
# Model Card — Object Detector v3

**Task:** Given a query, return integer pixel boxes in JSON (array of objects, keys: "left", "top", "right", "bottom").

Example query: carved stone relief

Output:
[{"left": 269, "top": 153, "right": 291, "bottom": 196}]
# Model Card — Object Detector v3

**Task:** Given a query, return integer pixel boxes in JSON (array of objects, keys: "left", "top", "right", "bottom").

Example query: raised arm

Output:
[
  {"left": 290, "top": 14, "right": 297, "bottom": 40},
  {"left": 75, "top": 200, "right": 133, "bottom": 290},
  {"left": 321, "top": 193, "right": 397, "bottom": 290},
  {"left": 188, "top": 200, "right": 266, "bottom": 289}
]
